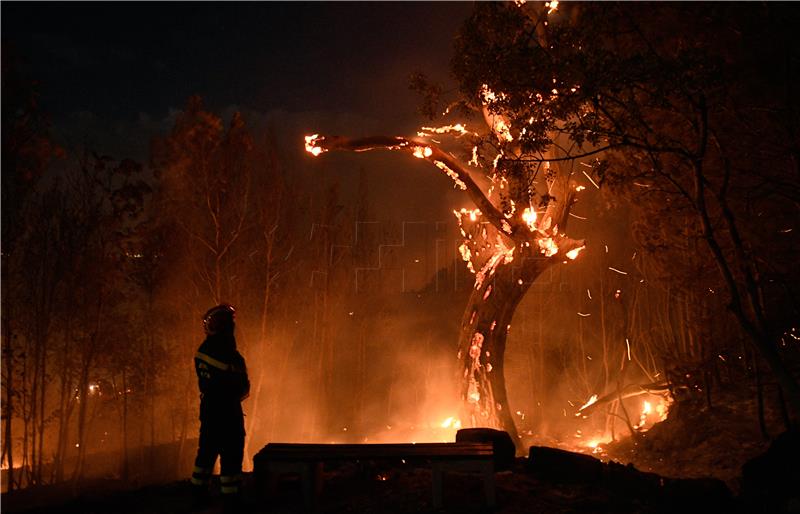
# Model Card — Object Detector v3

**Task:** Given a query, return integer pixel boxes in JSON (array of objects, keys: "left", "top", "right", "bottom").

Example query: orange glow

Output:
[{"left": 522, "top": 207, "right": 537, "bottom": 231}]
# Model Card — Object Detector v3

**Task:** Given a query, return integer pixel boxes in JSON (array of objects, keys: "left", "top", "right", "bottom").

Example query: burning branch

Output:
[{"left": 305, "top": 134, "right": 509, "bottom": 237}]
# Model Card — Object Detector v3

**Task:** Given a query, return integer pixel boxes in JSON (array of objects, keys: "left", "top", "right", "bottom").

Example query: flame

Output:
[
  {"left": 440, "top": 417, "right": 462, "bottom": 429},
  {"left": 493, "top": 119, "right": 514, "bottom": 142},
  {"left": 576, "top": 394, "right": 598, "bottom": 415},
  {"left": 537, "top": 237, "right": 559, "bottom": 257},
  {"left": 480, "top": 85, "right": 514, "bottom": 142},
  {"left": 522, "top": 207, "right": 538, "bottom": 231},
  {"left": 419, "top": 124, "right": 471, "bottom": 136},
  {"left": 304, "top": 134, "right": 326, "bottom": 156},
  {"left": 566, "top": 246, "right": 585, "bottom": 260},
  {"left": 469, "top": 146, "right": 479, "bottom": 167},
  {"left": 434, "top": 161, "right": 467, "bottom": 190},
  {"left": 412, "top": 146, "right": 433, "bottom": 159},
  {"left": 458, "top": 243, "right": 475, "bottom": 273}
]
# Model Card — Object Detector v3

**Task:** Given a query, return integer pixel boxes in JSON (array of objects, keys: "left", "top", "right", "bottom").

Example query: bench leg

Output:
[{"left": 432, "top": 462, "right": 444, "bottom": 509}]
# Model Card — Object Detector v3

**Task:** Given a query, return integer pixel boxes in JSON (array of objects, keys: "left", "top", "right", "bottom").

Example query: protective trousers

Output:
[{"left": 191, "top": 410, "right": 245, "bottom": 496}]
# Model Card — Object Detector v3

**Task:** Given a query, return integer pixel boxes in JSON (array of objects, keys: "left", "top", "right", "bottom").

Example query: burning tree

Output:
[
  {"left": 303, "top": 10, "right": 590, "bottom": 440},
  {"left": 304, "top": 0, "right": 800, "bottom": 441},
  {"left": 304, "top": 137, "right": 585, "bottom": 443}
]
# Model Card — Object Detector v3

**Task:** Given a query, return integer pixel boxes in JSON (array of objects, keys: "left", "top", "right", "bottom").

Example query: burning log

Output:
[{"left": 575, "top": 382, "right": 672, "bottom": 417}]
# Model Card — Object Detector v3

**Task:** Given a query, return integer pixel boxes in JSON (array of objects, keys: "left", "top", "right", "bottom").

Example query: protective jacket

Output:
[
  {"left": 191, "top": 332, "right": 249, "bottom": 496},
  {"left": 195, "top": 333, "right": 250, "bottom": 415}
]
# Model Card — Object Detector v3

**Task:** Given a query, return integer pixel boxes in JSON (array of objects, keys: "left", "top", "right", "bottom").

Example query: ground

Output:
[
  {"left": 0, "top": 458, "right": 737, "bottom": 514},
  {"left": 3, "top": 396, "right": 795, "bottom": 514}
]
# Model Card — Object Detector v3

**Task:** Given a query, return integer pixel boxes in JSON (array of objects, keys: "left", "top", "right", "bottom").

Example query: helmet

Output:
[{"left": 202, "top": 304, "right": 236, "bottom": 335}]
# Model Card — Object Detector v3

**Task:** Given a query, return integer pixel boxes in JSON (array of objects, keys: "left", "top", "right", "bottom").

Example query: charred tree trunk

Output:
[{"left": 456, "top": 251, "right": 566, "bottom": 449}]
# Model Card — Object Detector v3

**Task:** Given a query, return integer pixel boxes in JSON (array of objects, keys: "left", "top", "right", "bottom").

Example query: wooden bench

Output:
[{"left": 253, "top": 442, "right": 496, "bottom": 509}]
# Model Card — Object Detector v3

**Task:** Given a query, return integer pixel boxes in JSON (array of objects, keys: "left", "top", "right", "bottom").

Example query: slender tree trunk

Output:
[
  {"left": 121, "top": 369, "right": 129, "bottom": 481},
  {"left": 692, "top": 161, "right": 800, "bottom": 417},
  {"left": 3, "top": 327, "right": 15, "bottom": 491}
]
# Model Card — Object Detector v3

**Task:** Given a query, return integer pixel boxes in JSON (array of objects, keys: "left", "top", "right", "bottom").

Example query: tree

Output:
[
  {"left": 447, "top": 1, "right": 800, "bottom": 417},
  {"left": 304, "top": 115, "right": 585, "bottom": 445},
  {"left": 1, "top": 47, "right": 63, "bottom": 489}
]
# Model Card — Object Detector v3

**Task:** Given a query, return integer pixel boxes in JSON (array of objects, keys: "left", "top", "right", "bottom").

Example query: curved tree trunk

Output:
[
  {"left": 305, "top": 134, "right": 585, "bottom": 448},
  {"left": 457, "top": 253, "right": 556, "bottom": 449}
]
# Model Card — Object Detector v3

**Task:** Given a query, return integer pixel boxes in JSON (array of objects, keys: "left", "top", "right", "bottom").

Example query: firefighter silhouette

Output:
[{"left": 191, "top": 304, "right": 250, "bottom": 506}]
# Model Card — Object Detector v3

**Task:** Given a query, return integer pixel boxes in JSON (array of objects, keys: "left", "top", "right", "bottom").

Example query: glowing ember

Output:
[
  {"left": 537, "top": 237, "right": 559, "bottom": 257},
  {"left": 565, "top": 246, "right": 585, "bottom": 260},
  {"left": 433, "top": 160, "right": 467, "bottom": 190}
]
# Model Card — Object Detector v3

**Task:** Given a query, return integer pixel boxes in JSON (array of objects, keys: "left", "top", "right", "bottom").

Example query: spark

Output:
[
  {"left": 577, "top": 312, "right": 591, "bottom": 317},
  {"left": 625, "top": 338, "right": 631, "bottom": 361},
  {"left": 581, "top": 170, "right": 600, "bottom": 189},
  {"left": 587, "top": 289, "right": 592, "bottom": 300},
  {"left": 546, "top": 0, "right": 559, "bottom": 14},
  {"left": 608, "top": 267, "right": 628, "bottom": 275},
  {"left": 575, "top": 185, "right": 586, "bottom": 192},
  {"left": 569, "top": 212, "right": 588, "bottom": 220}
]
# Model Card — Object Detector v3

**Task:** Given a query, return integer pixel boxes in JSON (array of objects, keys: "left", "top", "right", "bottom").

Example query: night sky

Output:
[
  {"left": 3, "top": 2, "right": 477, "bottom": 241},
  {"left": 3, "top": 2, "right": 473, "bottom": 156}
]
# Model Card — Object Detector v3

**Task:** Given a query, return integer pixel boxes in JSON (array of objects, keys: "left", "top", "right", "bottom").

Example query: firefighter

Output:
[{"left": 191, "top": 304, "right": 250, "bottom": 510}]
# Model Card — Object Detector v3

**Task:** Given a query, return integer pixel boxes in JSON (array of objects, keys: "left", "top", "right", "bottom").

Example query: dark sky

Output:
[
  {"left": 3, "top": 2, "right": 477, "bottom": 285},
  {"left": 3, "top": 2, "right": 474, "bottom": 156}
]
